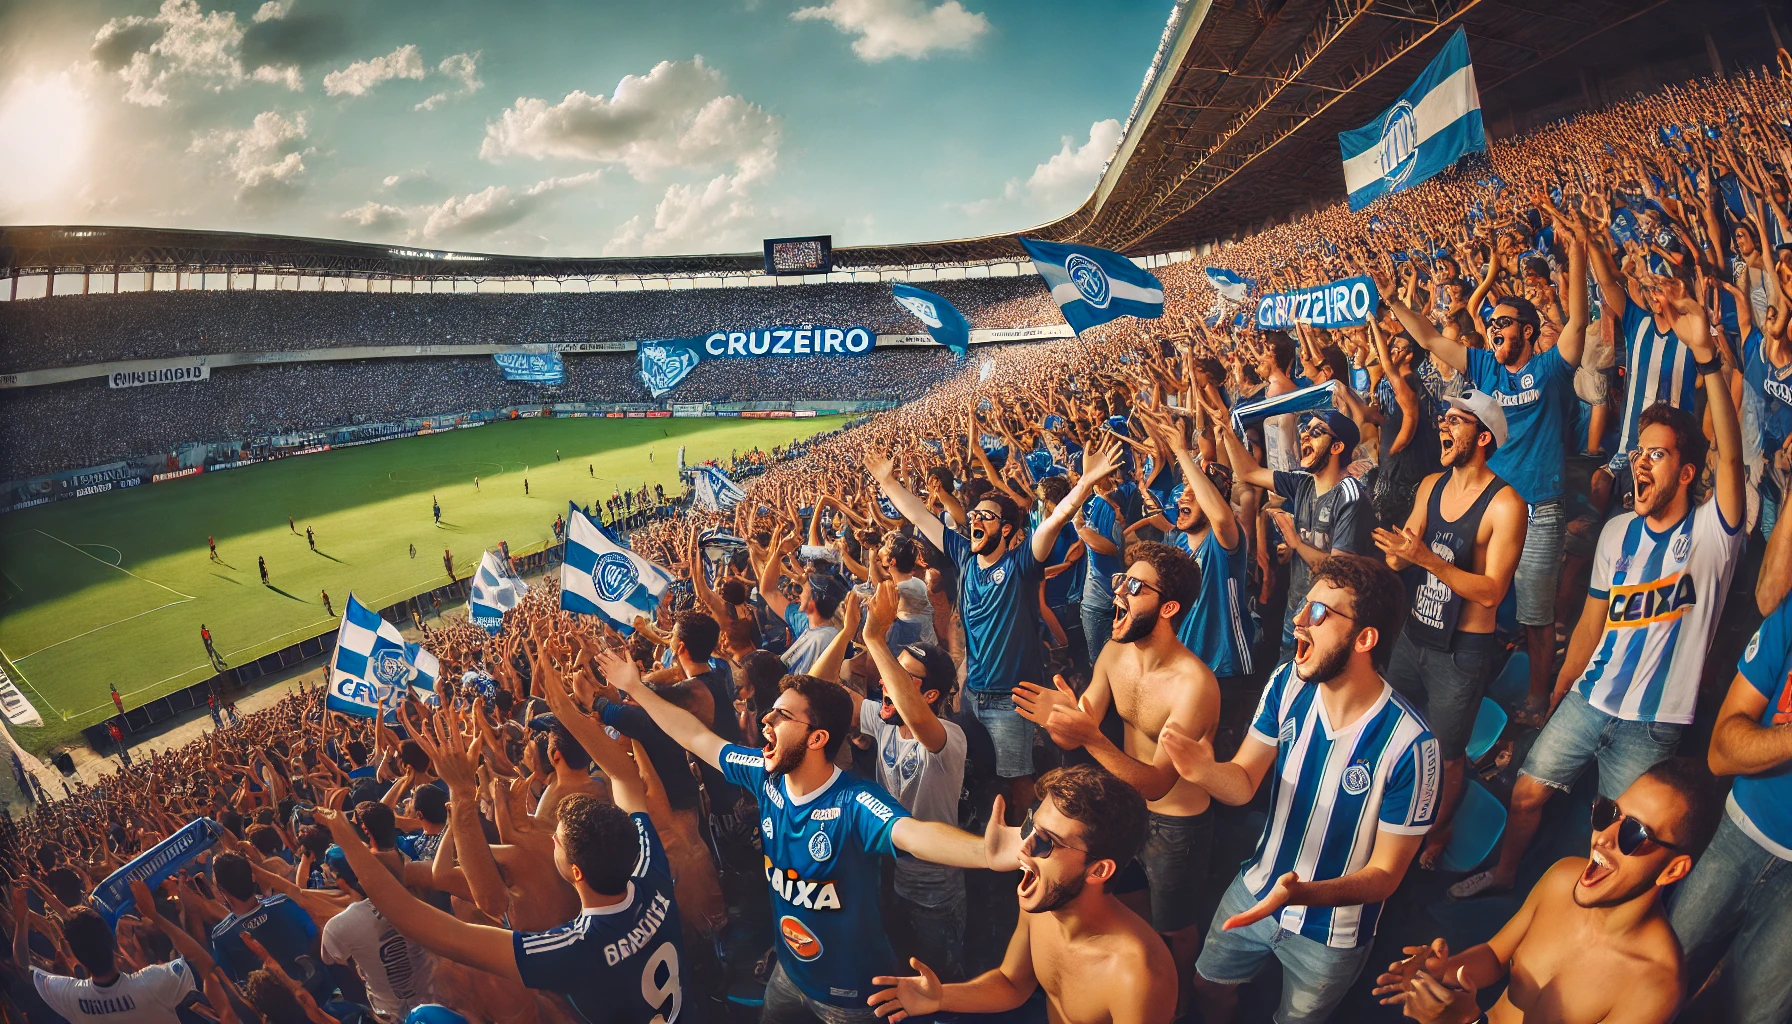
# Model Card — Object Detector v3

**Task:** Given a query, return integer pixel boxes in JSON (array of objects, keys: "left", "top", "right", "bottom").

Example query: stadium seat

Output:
[
  {"left": 1466, "top": 697, "right": 1507, "bottom": 762},
  {"left": 1487, "top": 652, "right": 1530, "bottom": 709},
  {"left": 1438, "top": 780, "right": 1506, "bottom": 874}
]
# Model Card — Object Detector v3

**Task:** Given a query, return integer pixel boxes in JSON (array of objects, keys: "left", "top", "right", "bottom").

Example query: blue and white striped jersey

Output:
[
  {"left": 1243, "top": 662, "right": 1440, "bottom": 948},
  {"left": 1575, "top": 498, "right": 1743, "bottom": 724},
  {"left": 1612, "top": 296, "right": 1701, "bottom": 468}
]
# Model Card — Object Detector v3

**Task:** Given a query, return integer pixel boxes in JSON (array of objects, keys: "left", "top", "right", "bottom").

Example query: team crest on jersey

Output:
[
  {"left": 990, "top": 567, "right": 1007, "bottom": 585},
  {"left": 780, "top": 916, "right": 824, "bottom": 961},
  {"left": 762, "top": 817, "right": 774, "bottom": 841},
  {"left": 1341, "top": 763, "right": 1373, "bottom": 795},
  {"left": 1614, "top": 555, "right": 1633, "bottom": 574},
  {"left": 809, "top": 830, "right": 833, "bottom": 862},
  {"left": 1521, "top": 373, "right": 1535, "bottom": 389},
  {"left": 1671, "top": 533, "right": 1692, "bottom": 561},
  {"left": 1747, "top": 630, "right": 1763, "bottom": 662}
]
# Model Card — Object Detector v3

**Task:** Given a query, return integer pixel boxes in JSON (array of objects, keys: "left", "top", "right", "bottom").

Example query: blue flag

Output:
[
  {"left": 89, "top": 818, "right": 226, "bottom": 925},
  {"left": 637, "top": 338, "right": 704, "bottom": 398},
  {"left": 561, "top": 503, "right": 672, "bottom": 632},
  {"left": 467, "top": 550, "right": 527, "bottom": 634},
  {"left": 1339, "top": 27, "right": 1485, "bottom": 211},
  {"left": 493, "top": 351, "right": 566, "bottom": 384},
  {"left": 692, "top": 465, "right": 747, "bottom": 512},
  {"left": 328, "top": 595, "right": 440, "bottom": 719},
  {"left": 892, "top": 283, "right": 971, "bottom": 356},
  {"left": 1020, "top": 238, "right": 1164, "bottom": 335}
]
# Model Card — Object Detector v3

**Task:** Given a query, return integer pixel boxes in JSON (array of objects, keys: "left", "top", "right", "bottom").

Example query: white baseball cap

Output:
[{"left": 1444, "top": 389, "right": 1508, "bottom": 448}]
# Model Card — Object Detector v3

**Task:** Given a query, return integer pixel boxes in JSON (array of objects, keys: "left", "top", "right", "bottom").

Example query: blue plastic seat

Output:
[
  {"left": 1487, "top": 652, "right": 1531, "bottom": 708},
  {"left": 1440, "top": 780, "right": 1507, "bottom": 874},
  {"left": 1466, "top": 697, "right": 1507, "bottom": 762}
]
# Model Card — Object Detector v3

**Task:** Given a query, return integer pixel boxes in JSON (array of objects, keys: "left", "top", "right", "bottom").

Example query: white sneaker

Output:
[{"left": 1447, "top": 870, "right": 1513, "bottom": 901}]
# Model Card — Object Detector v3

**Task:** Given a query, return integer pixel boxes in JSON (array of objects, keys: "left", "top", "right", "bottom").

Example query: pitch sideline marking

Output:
[
  {"left": 34, "top": 530, "right": 196, "bottom": 599},
  {"left": 64, "top": 614, "right": 338, "bottom": 720},
  {"left": 11, "top": 598, "right": 194, "bottom": 663},
  {"left": 78, "top": 544, "right": 123, "bottom": 566}
]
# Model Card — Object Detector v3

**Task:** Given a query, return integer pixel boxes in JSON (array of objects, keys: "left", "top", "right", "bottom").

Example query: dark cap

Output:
[
  {"left": 807, "top": 572, "right": 850, "bottom": 609},
  {"left": 525, "top": 713, "right": 560, "bottom": 733},
  {"left": 1304, "top": 409, "right": 1360, "bottom": 456},
  {"left": 897, "top": 643, "right": 957, "bottom": 695}
]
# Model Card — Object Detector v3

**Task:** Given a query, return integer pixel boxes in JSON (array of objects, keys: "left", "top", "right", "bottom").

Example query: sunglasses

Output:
[
  {"left": 1487, "top": 315, "right": 1525, "bottom": 332},
  {"left": 1298, "top": 599, "right": 1357, "bottom": 627},
  {"left": 1297, "top": 422, "right": 1332, "bottom": 440},
  {"left": 1020, "top": 808, "right": 1086, "bottom": 859},
  {"left": 1111, "top": 573, "right": 1164, "bottom": 598},
  {"left": 965, "top": 509, "right": 1003, "bottom": 524},
  {"left": 1592, "top": 797, "right": 1683, "bottom": 855},
  {"left": 1627, "top": 446, "right": 1672, "bottom": 465}
]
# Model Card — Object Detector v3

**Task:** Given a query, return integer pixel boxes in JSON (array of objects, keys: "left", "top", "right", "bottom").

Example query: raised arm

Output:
[
  {"left": 1371, "top": 265, "right": 1468, "bottom": 373},
  {"left": 1031, "top": 438, "right": 1123, "bottom": 563},
  {"left": 538, "top": 670, "right": 645, "bottom": 816},
  {"left": 1206, "top": 399, "right": 1274, "bottom": 490},
  {"left": 869, "top": 451, "right": 946, "bottom": 551},
  {"left": 596, "top": 648, "right": 727, "bottom": 770},
  {"left": 1554, "top": 218, "right": 1590, "bottom": 367},
  {"left": 862, "top": 584, "right": 948, "bottom": 753},
  {"left": 1159, "top": 726, "right": 1276, "bottom": 807},
  {"left": 1667, "top": 276, "right": 1744, "bottom": 528}
]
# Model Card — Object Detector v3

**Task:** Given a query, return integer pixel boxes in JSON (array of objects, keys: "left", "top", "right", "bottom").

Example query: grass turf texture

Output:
[{"left": 0, "top": 416, "right": 845, "bottom": 753}]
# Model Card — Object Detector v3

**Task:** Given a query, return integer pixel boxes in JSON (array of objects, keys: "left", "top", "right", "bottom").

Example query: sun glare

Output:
[{"left": 0, "top": 75, "right": 89, "bottom": 207}]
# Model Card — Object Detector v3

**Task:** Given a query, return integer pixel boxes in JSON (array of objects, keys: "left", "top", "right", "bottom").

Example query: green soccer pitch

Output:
[{"left": 0, "top": 415, "right": 846, "bottom": 753}]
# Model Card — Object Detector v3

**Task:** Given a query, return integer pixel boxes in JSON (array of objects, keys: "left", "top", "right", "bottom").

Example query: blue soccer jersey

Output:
[
  {"left": 210, "top": 894, "right": 319, "bottom": 984},
  {"left": 717, "top": 743, "right": 910, "bottom": 1007},
  {"left": 1466, "top": 345, "right": 1575, "bottom": 505},
  {"left": 941, "top": 527, "right": 1044, "bottom": 693},
  {"left": 511, "top": 813, "right": 685, "bottom": 1024},
  {"left": 1732, "top": 595, "right": 1792, "bottom": 858},
  {"left": 1243, "top": 663, "right": 1440, "bottom": 948},
  {"left": 1168, "top": 525, "right": 1254, "bottom": 679}
]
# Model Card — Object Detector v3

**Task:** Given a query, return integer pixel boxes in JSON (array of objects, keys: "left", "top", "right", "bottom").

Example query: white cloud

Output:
[
  {"left": 1018, "top": 118, "right": 1119, "bottom": 203},
  {"left": 792, "top": 0, "right": 989, "bottom": 61},
  {"left": 415, "top": 52, "right": 483, "bottom": 111},
  {"left": 189, "top": 110, "right": 311, "bottom": 203},
  {"left": 91, "top": 0, "right": 306, "bottom": 106},
  {"left": 418, "top": 171, "right": 600, "bottom": 240},
  {"left": 481, "top": 57, "right": 779, "bottom": 182},
  {"left": 341, "top": 200, "right": 408, "bottom": 234},
  {"left": 605, "top": 166, "right": 766, "bottom": 256},
  {"left": 322, "top": 44, "right": 426, "bottom": 97}
]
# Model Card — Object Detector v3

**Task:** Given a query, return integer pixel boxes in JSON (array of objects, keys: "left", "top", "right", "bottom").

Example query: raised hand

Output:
[
  {"left": 983, "top": 794, "right": 1022, "bottom": 871},
  {"left": 867, "top": 958, "right": 943, "bottom": 1021},
  {"left": 594, "top": 647, "right": 645, "bottom": 695},
  {"left": 864, "top": 580, "right": 899, "bottom": 640}
]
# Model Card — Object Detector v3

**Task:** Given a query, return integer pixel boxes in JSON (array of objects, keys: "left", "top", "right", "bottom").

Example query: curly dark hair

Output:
[
  {"left": 1123, "top": 541, "right": 1201, "bottom": 629},
  {"left": 1308, "top": 553, "right": 1408, "bottom": 671},
  {"left": 1035, "top": 764, "right": 1148, "bottom": 880},
  {"left": 1638, "top": 401, "right": 1708, "bottom": 490},
  {"left": 779, "top": 674, "right": 857, "bottom": 760}
]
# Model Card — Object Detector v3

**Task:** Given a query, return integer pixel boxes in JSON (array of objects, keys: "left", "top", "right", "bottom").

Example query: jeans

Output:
[
  {"left": 895, "top": 894, "right": 965, "bottom": 982},
  {"left": 1519, "top": 689, "right": 1681, "bottom": 798},
  {"left": 967, "top": 689, "right": 1036, "bottom": 778},
  {"left": 1137, "top": 808, "right": 1215, "bottom": 933},
  {"left": 1514, "top": 498, "right": 1566, "bottom": 627},
  {"left": 1669, "top": 810, "right": 1792, "bottom": 1024},
  {"left": 1081, "top": 601, "right": 1114, "bottom": 665},
  {"left": 1385, "top": 630, "right": 1495, "bottom": 760},
  {"left": 761, "top": 962, "right": 883, "bottom": 1024},
  {"left": 1195, "top": 874, "right": 1374, "bottom": 1024}
]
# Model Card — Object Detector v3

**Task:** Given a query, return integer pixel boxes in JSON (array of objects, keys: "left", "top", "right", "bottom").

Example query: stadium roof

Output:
[{"left": 0, "top": 0, "right": 1756, "bottom": 279}]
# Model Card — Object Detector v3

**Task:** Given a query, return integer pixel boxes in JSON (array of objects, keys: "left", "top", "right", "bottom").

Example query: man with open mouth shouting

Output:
[
  {"left": 867, "top": 764, "right": 1177, "bottom": 1024},
  {"left": 1161, "top": 553, "right": 1439, "bottom": 1024},
  {"left": 1374, "top": 757, "right": 1718, "bottom": 1024}
]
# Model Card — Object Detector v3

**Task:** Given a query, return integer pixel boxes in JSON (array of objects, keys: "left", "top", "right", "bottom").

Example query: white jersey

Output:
[
  {"left": 1575, "top": 498, "right": 1744, "bottom": 724},
  {"left": 1244, "top": 662, "right": 1439, "bottom": 948},
  {"left": 34, "top": 961, "right": 200, "bottom": 1024},
  {"left": 321, "top": 900, "right": 437, "bottom": 1021},
  {"left": 859, "top": 699, "right": 967, "bottom": 906}
]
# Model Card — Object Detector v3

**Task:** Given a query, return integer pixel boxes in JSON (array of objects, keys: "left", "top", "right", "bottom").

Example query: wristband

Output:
[{"left": 1694, "top": 355, "right": 1722, "bottom": 376}]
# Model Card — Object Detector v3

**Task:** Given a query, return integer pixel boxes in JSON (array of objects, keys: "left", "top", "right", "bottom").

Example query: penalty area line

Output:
[
  {"left": 11, "top": 598, "right": 195, "bottom": 662},
  {"left": 34, "top": 530, "right": 196, "bottom": 599},
  {"left": 65, "top": 614, "right": 337, "bottom": 720}
]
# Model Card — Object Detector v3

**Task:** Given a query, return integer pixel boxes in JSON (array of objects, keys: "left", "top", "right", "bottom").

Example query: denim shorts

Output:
[
  {"left": 1668, "top": 810, "right": 1792, "bottom": 1024},
  {"left": 968, "top": 689, "right": 1036, "bottom": 778},
  {"left": 1519, "top": 689, "right": 1681, "bottom": 797},
  {"left": 1385, "top": 629, "right": 1495, "bottom": 760},
  {"left": 1514, "top": 498, "right": 1566, "bottom": 626},
  {"left": 1195, "top": 874, "right": 1375, "bottom": 1024},
  {"left": 1136, "top": 808, "right": 1214, "bottom": 933}
]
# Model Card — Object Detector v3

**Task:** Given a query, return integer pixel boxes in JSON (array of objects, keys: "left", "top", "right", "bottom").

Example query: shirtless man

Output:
[
  {"left": 869, "top": 764, "right": 1176, "bottom": 1024},
  {"left": 1373, "top": 758, "right": 1719, "bottom": 1024},
  {"left": 1015, "top": 540, "right": 1218, "bottom": 1005}
]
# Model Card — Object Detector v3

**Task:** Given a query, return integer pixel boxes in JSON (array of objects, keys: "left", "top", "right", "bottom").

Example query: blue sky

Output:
[{"left": 0, "top": 0, "right": 1170, "bottom": 257}]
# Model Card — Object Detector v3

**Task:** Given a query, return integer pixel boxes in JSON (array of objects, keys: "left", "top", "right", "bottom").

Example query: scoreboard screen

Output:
[{"left": 763, "top": 235, "right": 832, "bottom": 276}]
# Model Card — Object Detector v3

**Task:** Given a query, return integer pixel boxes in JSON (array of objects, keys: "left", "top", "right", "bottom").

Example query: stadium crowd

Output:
[
  {"left": 8, "top": 57, "right": 1792, "bottom": 1024},
  {"left": 0, "top": 279, "right": 1059, "bottom": 374},
  {"left": 0, "top": 348, "right": 972, "bottom": 482}
]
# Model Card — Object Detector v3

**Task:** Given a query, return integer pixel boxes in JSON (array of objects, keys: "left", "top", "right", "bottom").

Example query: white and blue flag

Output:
[
  {"left": 328, "top": 594, "right": 440, "bottom": 720},
  {"left": 467, "top": 550, "right": 527, "bottom": 634},
  {"left": 1020, "top": 238, "right": 1164, "bottom": 335},
  {"left": 692, "top": 465, "right": 747, "bottom": 512},
  {"left": 891, "top": 283, "right": 972, "bottom": 356},
  {"left": 1205, "top": 267, "right": 1256, "bottom": 302},
  {"left": 561, "top": 503, "right": 672, "bottom": 632},
  {"left": 1231, "top": 380, "right": 1340, "bottom": 435},
  {"left": 1340, "top": 27, "right": 1484, "bottom": 211}
]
